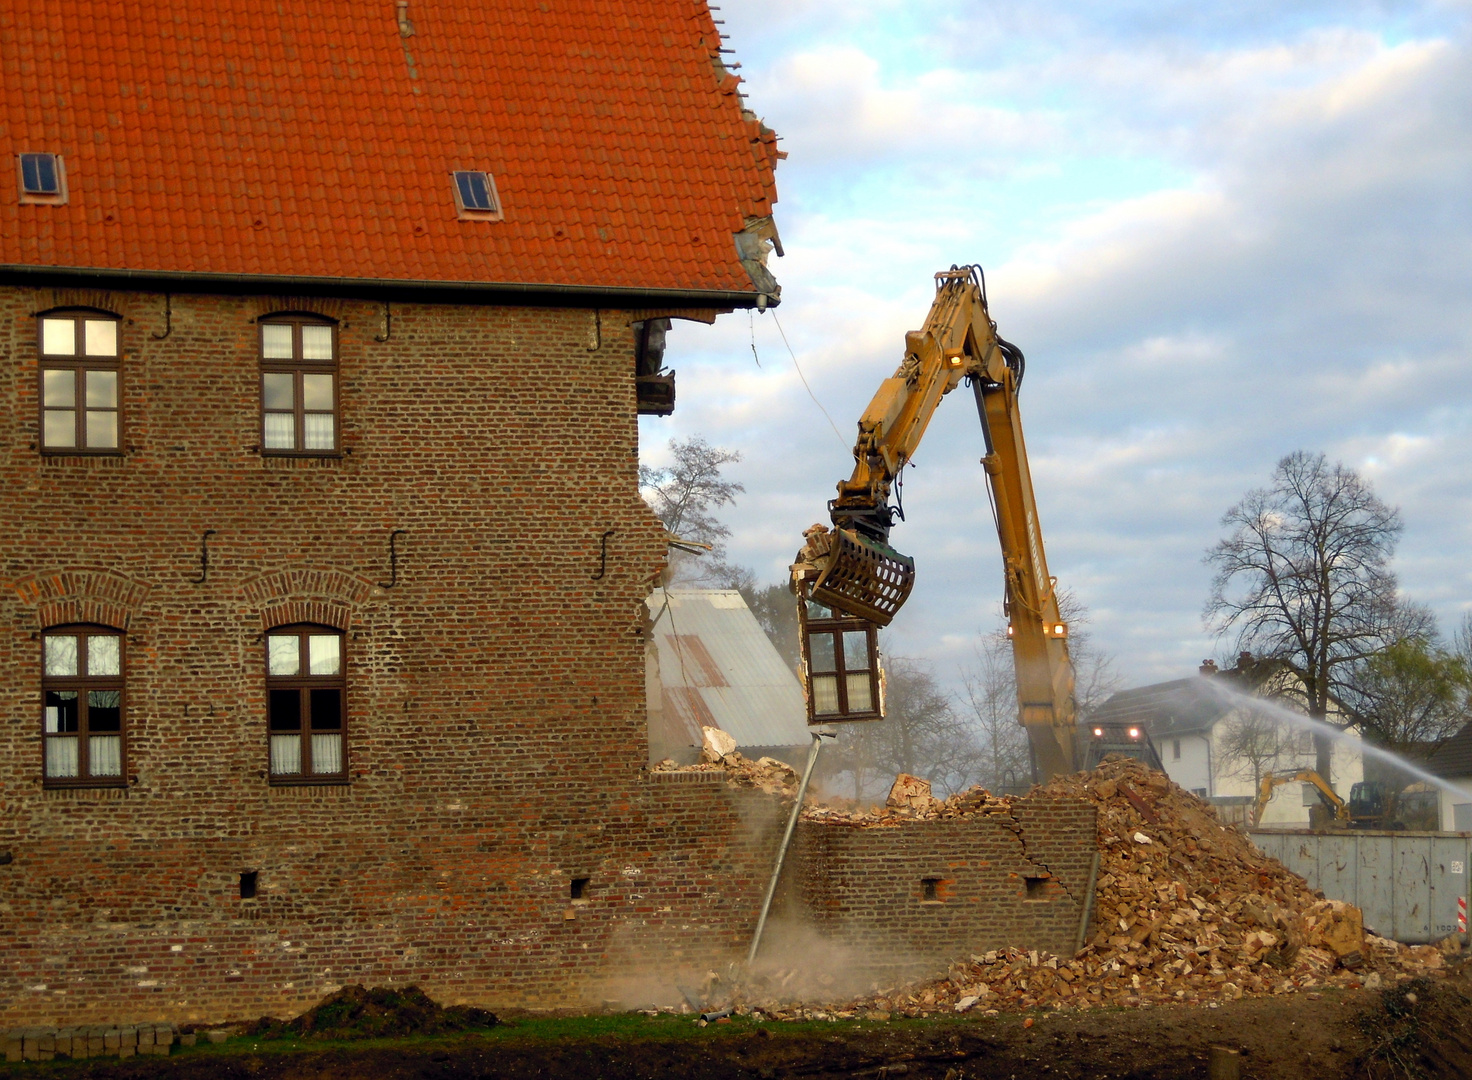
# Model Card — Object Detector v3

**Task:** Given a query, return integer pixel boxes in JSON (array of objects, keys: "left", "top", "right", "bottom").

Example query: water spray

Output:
[{"left": 1201, "top": 680, "right": 1472, "bottom": 806}]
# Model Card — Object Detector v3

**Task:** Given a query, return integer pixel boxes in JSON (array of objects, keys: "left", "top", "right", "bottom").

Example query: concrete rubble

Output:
[{"left": 656, "top": 750, "right": 1462, "bottom": 1019}]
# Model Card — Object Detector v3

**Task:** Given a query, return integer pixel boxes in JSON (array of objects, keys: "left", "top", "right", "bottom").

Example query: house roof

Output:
[
  {"left": 1, "top": 1, "right": 780, "bottom": 303},
  {"left": 1088, "top": 677, "right": 1237, "bottom": 738},
  {"left": 647, "top": 590, "right": 810, "bottom": 751},
  {"left": 1427, "top": 722, "right": 1472, "bottom": 779}
]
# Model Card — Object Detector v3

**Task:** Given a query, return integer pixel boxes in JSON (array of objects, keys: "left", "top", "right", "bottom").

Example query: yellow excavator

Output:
[
  {"left": 790, "top": 266, "right": 1078, "bottom": 781},
  {"left": 1253, "top": 769, "right": 1441, "bottom": 829}
]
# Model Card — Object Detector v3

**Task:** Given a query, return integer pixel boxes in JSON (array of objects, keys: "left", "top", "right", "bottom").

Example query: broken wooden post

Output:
[{"left": 1207, "top": 1045, "right": 1240, "bottom": 1080}]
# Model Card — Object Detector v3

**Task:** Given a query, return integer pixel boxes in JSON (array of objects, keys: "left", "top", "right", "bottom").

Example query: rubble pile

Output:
[
  {"left": 740, "top": 758, "right": 1459, "bottom": 1018},
  {"left": 650, "top": 726, "right": 801, "bottom": 797}
]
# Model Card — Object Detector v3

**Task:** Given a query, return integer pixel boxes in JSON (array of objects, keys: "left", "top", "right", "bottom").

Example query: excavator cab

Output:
[{"left": 1079, "top": 722, "right": 1165, "bottom": 772}]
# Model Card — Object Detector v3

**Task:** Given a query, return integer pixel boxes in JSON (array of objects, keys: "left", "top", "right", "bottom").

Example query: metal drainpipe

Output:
[{"left": 747, "top": 731, "right": 828, "bottom": 966}]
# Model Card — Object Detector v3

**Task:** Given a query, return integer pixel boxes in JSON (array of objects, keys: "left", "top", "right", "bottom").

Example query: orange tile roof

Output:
[{"left": 1, "top": 1, "right": 781, "bottom": 302}]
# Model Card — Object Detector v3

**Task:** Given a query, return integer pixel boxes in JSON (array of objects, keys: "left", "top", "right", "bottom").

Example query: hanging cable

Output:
[{"left": 771, "top": 311, "right": 847, "bottom": 451}]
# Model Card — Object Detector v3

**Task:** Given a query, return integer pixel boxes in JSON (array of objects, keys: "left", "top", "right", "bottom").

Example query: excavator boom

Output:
[{"left": 792, "top": 266, "right": 1079, "bottom": 780}]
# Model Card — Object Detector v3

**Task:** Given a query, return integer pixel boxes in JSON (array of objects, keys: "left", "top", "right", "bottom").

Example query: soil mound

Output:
[
  {"left": 1356, "top": 976, "right": 1472, "bottom": 1079},
  {"left": 245, "top": 985, "right": 497, "bottom": 1040}
]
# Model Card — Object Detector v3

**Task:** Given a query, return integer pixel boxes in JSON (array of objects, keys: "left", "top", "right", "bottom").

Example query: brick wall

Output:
[
  {"left": 783, "top": 796, "right": 1098, "bottom": 975},
  {"left": 0, "top": 284, "right": 1098, "bottom": 1024}
]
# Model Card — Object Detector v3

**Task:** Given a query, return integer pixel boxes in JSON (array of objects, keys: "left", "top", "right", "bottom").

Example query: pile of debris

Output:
[
  {"left": 740, "top": 758, "right": 1460, "bottom": 1018},
  {"left": 650, "top": 726, "right": 801, "bottom": 797}
]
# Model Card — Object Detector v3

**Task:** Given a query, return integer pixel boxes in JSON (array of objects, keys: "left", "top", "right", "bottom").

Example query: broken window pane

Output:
[
  {"left": 309, "top": 687, "right": 341, "bottom": 729},
  {"left": 308, "top": 635, "right": 340, "bottom": 676},
  {"left": 84, "top": 319, "right": 118, "bottom": 356},
  {"left": 262, "top": 323, "right": 294, "bottom": 358},
  {"left": 841, "top": 630, "right": 870, "bottom": 671},
  {"left": 269, "top": 688, "right": 301, "bottom": 731},
  {"left": 45, "top": 690, "right": 79, "bottom": 732},
  {"left": 267, "top": 635, "right": 299, "bottom": 676},
  {"left": 42, "top": 318, "right": 76, "bottom": 355},
  {"left": 301, "top": 325, "right": 333, "bottom": 360},
  {"left": 88, "top": 690, "right": 122, "bottom": 731}
]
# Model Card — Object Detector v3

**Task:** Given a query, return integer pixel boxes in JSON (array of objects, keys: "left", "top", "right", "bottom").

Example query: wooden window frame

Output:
[
  {"left": 258, "top": 314, "right": 341, "bottom": 457},
  {"left": 451, "top": 170, "right": 504, "bottom": 222},
  {"left": 265, "top": 624, "right": 349, "bottom": 786},
  {"left": 799, "top": 601, "right": 882, "bottom": 723},
  {"left": 18, "top": 152, "right": 68, "bottom": 206},
  {"left": 41, "top": 625, "right": 127, "bottom": 789},
  {"left": 37, "top": 308, "right": 123, "bottom": 456}
]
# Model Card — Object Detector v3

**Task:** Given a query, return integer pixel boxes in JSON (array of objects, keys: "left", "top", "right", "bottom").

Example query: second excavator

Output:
[{"left": 790, "top": 266, "right": 1079, "bottom": 782}]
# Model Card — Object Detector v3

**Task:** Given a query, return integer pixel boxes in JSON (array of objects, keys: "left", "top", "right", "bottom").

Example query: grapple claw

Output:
[{"left": 810, "top": 529, "right": 916, "bottom": 626}]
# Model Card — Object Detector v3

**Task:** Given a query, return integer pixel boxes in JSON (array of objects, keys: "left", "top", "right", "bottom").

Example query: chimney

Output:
[{"left": 396, "top": 1, "right": 415, "bottom": 37}]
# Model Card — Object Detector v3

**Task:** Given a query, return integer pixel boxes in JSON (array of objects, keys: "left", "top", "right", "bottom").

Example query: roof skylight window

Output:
[
  {"left": 451, "top": 170, "right": 503, "bottom": 221},
  {"left": 18, "top": 153, "right": 67, "bottom": 205}
]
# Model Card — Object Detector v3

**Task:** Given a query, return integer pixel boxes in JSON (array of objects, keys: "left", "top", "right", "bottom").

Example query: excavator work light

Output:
[
  {"left": 1093, "top": 727, "right": 1104, "bottom": 737},
  {"left": 1128, "top": 727, "right": 1140, "bottom": 739}
]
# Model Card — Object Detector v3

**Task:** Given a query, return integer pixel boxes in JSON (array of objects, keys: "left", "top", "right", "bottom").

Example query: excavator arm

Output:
[
  {"left": 791, "top": 266, "right": 1079, "bottom": 781},
  {"left": 1252, "top": 769, "right": 1350, "bottom": 827}
]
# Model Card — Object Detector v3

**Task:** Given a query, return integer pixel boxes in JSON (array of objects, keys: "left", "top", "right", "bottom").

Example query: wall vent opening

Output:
[
  {"left": 1024, "top": 875, "right": 1049, "bottom": 899},
  {"left": 570, "top": 877, "right": 590, "bottom": 902},
  {"left": 921, "top": 877, "right": 941, "bottom": 902},
  {"left": 240, "top": 871, "right": 259, "bottom": 900}
]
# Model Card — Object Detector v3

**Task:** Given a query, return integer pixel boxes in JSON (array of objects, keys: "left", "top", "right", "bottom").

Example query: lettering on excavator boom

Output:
[{"left": 789, "top": 266, "right": 1080, "bottom": 781}]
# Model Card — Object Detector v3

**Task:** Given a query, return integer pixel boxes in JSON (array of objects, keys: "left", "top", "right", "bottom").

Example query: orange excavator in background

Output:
[{"left": 791, "top": 266, "right": 1079, "bottom": 782}]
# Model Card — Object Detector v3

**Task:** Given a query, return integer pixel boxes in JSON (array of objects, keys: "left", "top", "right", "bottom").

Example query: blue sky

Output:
[{"left": 641, "top": 0, "right": 1472, "bottom": 694}]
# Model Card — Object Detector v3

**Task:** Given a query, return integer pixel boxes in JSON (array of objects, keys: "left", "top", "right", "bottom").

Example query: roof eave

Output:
[{"left": 0, "top": 263, "right": 778, "bottom": 310}]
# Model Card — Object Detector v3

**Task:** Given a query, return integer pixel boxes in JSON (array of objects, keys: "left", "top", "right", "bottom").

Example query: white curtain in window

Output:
[
  {"left": 46, "top": 737, "right": 78, "bottom": 777},
  {"left": 311, "top": 733, "right": 342, "bottom": 774},
  {"left": 90, "top": 735, "right": 122, "bottom": 776},
  {"left": 270, "top": 735, "right": 301, "bottom": 775},
  {"left": 811, "top": 674, "right": 839, "bottom": 714},
  {"left": 845, "top": 673, "right": 872, "bottom": 712},
  {"left": 303, "top": 413, "right": 335, "bottom": 450},
  {"left": 263, "top": 413, "right": 295, "bottom": 449}
]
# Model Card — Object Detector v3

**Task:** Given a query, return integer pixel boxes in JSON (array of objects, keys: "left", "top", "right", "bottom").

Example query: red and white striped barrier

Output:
[{"left": 1459, "top": 896, "right": 1468, "bottom": 935}]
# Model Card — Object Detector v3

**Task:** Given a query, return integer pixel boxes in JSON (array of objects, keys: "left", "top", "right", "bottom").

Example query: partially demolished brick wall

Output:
[{"left": 786, "top": 797, "right": 1097, "bottom": 970}]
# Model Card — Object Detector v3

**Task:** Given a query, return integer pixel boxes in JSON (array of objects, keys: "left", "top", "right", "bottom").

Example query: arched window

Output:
[
  {"left": 265, "top": 625, "right": 347, "bottom": 783},
  {"left": 258, "top": 313, "right": 339, "bottom": 454},
  {"left": 42, "top": 625, "right": 126, "bottom": 786},
  {"left": 37, "top": 308, "right": 122, "bottom": 453}
]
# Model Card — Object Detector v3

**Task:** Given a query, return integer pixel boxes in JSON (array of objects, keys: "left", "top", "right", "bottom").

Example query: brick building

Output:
[
  {"left": 0, "top": 0, "right": 791, "bottom": 1024},
  {"left": 1, "top": 2, "right": 1100, "bottom": 1028}
]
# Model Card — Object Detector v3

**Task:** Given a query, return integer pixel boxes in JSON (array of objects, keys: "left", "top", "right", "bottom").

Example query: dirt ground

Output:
[{"left": 18, "top": 973, "right": 1472, "bottom": 1080}]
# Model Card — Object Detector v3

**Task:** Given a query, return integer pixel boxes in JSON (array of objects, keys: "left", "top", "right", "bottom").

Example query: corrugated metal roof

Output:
[{"left": 647, "top": 589, "right": 809, "bottom": 750}]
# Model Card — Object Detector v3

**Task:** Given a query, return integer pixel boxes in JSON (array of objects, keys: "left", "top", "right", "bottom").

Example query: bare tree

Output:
[
  {"left": 822, "top": 655, "right": 983, "bottom": 800},
  {"left": 1214, "top": 707, "right": 1292, "bottom": 793},
  {"left": 640, "top": 436, "right": 743, "bottom": 584},
  {"left": 960, "top": 631, "right": 1031, "bottom": 792},
  {"left": 1205, "top": 451, "right": 1408, "bottom": 777}
]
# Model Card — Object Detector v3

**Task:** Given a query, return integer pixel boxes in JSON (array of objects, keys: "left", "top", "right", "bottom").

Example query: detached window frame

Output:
[
  {"left": 258, "top": 314, "right": 340, "bottom": 456},
  {"left": 265, "top": 624, "right": 348, "bottom": 785},
  {"left": 18, "top": 152, "right": 68, "bottom": 205},
  {"left": 41, "top": 626, "right": 127, "bottom": 788},
  {"left": 799, "top": 600, "right": 883, "bottom": 723},
  {"left": 37, "top": 308, "right": 122, "bottom": 454},
  {"left": 451, "top": 170, "right": 504, "bottom": 222}
]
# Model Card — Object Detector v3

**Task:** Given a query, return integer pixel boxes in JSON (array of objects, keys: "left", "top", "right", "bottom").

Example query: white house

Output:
[
  {"left": 1426, "top": 723, "right": 1472, "bottom": 831},
  {"left": 1089, "top": 659, "right": 1363, "bottom": 827}
]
